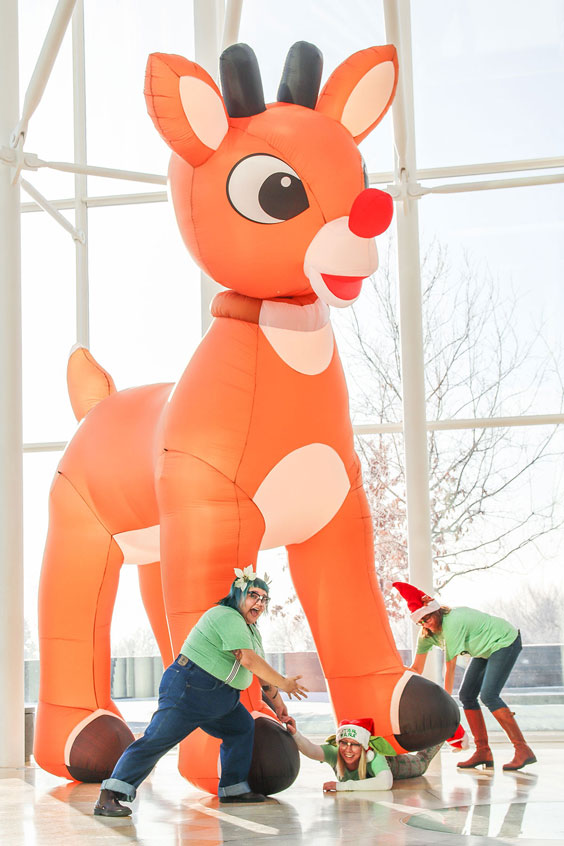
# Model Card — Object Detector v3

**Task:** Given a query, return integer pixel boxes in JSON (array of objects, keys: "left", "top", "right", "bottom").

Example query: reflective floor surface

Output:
[{"left": 1, "top": 738, "right": 562, "bottom": 845}]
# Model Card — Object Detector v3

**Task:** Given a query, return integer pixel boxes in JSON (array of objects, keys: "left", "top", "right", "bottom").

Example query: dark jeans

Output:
[
  {"left": 101, "top": 656, "right": 255, "bottom": 800},
  {"left": 459, "top": 632, "right": 522, "bottom": 712}
]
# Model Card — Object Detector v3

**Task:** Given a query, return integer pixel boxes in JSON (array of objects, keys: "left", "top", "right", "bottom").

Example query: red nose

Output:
[{"left": 348, "top": 188, "right": 394, "bottom": 238}]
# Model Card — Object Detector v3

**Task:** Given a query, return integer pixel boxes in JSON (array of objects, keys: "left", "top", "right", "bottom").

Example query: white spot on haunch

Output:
[{"left": 253, "top": 445, "right": 350, "bottom": 549}]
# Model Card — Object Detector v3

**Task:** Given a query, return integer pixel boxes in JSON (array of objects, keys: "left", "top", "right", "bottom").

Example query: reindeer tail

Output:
[{"left": 67, "top": 345, "right": 116, "bottom": 421}]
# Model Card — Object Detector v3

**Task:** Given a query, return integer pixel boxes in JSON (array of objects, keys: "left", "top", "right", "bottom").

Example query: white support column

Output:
[
  {"left": 193, "top": 0, "right": 225, "bottom": 334},
  {"left": 0, "top": 0, "right": 25, "bottom": 769},
  {"left": 72, "top": 0, "right": 89, "bottom": 346},
  {"left": 384, "top": 1, "right": 438, "bottom": 675},
  {"left": 222, "top": 0, "right": 243, "bottom": 51}
]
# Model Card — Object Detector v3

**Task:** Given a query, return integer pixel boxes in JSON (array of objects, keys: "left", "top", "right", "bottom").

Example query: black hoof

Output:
[
  {"left": 68, "top": 714, "right": 134, "bottom": 783},
  {"left": 247, "top": 716, "right": 300, "bottom": 795},
  {"left": 394, "top": 673, "right": 460, "bottom": 752}
]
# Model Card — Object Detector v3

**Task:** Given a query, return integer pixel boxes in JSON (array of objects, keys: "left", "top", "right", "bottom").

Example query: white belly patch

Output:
[
  {"left": 252, "top": 444, "right": 350, "bottom": 549},
  {"left": 113, "top": 524, "right": 160, "bottom": 565}
]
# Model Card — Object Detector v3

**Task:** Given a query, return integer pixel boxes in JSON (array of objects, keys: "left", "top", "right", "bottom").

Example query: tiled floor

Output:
[{"left": 1, "top": 736, "right": 562, "bottom": 845}]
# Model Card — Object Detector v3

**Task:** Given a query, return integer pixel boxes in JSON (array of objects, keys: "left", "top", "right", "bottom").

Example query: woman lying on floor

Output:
[{"left": 286, "top": 717, "right": 441, "bottom": 792}]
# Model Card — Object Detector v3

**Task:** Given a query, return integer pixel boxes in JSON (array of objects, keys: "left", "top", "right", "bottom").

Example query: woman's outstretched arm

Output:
[
  {"left": 237, "top": 649, "right": 308, "bottom": 699},
  {"left": 285, "top": 720, "right": 325, "bottom": 761},
  {"left": 324, "top": 771, "right": 393, "bottom": 791}
]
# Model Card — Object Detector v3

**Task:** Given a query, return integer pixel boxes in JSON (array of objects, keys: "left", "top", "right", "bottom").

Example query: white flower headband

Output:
[
  {"left": 234, "top": 566, "right": 257, "bottom": 590},
  {"left": 233, "top": 566, "right": 271, "bottom": 590}
]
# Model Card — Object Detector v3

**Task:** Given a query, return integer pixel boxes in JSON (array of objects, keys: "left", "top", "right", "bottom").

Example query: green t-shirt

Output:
[
  {"left": 321, "top": 744, "right": 391, "bottom": 780},
  {"left": 416, "top": 607, "right": 518, "bottom": 662},
  {"left": 181, "top": 605, "right": 265, "bottom": 690}
]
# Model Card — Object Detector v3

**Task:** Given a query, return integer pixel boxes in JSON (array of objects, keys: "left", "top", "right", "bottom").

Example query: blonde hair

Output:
[{"left": 336, "top": 745, "right": 367, "bottom": 780}]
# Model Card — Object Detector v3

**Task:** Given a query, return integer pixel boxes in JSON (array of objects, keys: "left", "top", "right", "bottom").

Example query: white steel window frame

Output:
[{"left": 1, "top": 0, "right": 563, "bottom": 766}]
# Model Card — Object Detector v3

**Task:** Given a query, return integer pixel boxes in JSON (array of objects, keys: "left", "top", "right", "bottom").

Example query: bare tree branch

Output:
[{"left": 342, "top": 240, "right": 564, "bottom": 618}]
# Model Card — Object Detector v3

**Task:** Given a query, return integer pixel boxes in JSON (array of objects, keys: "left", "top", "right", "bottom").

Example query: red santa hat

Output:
[
  {"left": 447, "top": 724, "right": 469, "bottom": 750},
  {"left": 336, "top": 718, "right": 374, "bottom": 751},
  {"left": 389, "top": 581, "right": 440, "bottom": 623}
]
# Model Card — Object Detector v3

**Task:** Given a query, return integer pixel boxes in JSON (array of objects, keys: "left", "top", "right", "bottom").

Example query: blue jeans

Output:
[
  {"left": 101, "top": 656, "right": 255, "bottom": 800},
  {"left": 459, "top": 632, "right": 522, "bottom": 712}
]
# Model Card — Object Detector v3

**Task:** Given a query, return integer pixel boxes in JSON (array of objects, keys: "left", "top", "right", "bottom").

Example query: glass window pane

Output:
[
  {"left": 356, "top": 425, "right": 564, "bottom": 657},
  {"left": 430, "top": 426, "right": 564, "bottom": 652},
  {"left": 21, "top": 212, "right": 77, "bottom": 444},
  {"left": 111, "top": 566, "right": 158, "bottom": 659},
  {"left": 84, "top": 0, "right": 195, "bottom": 185},
  {"left": 353, "top": 432, "right": 411, "bottom": 648},
  {"left": 255, "top": 549, "right": 316, "bottom": 655},
  {"left": 332, "top": 231, "right": 400, "bottom": 425},
  {"left": 239, "top": 0, "right": 394, "bottom": 174},
  {"left": 24, "top": 451, "right": 63, "bottom": 666},
  {"left": 88, "top": 201, "right": 200, "bottom": 388},
  {"left": 419, "top": 184, "right": 564, "bottom": 418},
  {"left": 412, "top": 0, "right": 564, "bottom": 167}
]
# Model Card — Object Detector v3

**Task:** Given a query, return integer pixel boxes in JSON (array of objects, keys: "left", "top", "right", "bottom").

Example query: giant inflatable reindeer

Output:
[{"left": 35, "top": 42, "right": 458, "bottom": 791}]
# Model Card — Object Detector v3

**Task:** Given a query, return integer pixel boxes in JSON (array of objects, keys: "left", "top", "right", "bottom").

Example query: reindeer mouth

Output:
[{"left": 320, "top": 273, "right": 365, "bottom": 301}]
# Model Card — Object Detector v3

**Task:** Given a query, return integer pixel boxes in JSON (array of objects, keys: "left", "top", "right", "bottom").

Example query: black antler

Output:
[
  {"left": 220, "top": 43, "right": 266, "bottom": 117},
  {"left": 277, "top": 41, "right": 323, "bottom": 109}
]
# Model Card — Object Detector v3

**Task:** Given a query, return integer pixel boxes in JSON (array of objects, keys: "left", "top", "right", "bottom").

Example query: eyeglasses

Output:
[
  {"left": 247, "top": 590, "right": 270, "bottom": 606},
  {"left": 338, "top": 740, "right": 362, "bottom": 749}
]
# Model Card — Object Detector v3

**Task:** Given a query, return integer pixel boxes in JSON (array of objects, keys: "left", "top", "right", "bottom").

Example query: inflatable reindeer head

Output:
[{"left": 145, "top": 41, "right": 398, "bottom": 306}]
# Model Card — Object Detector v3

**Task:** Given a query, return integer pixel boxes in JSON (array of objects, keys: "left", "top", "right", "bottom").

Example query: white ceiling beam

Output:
[
  {"left": 20, "top": 177, "right": 84, "bottom": 242},
  {"left": 11, "top": 0, "right": 77, "bottom": 148}
]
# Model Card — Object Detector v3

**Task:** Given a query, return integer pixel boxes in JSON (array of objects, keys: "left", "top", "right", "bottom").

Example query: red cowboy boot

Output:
[
  {"left": 491, "top": 707, "right": 536, "bottom": 770},
  {"left": 457, "top": 709, "right": 494, "bottom": 769}
]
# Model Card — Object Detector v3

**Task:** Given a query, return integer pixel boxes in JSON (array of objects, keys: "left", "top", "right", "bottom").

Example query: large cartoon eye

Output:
[{"left": 227, "top": 154, "right": 309, "bottom": 224}]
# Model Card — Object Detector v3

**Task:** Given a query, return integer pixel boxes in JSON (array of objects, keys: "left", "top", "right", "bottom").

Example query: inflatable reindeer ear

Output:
[
  {"left": 145, "top": 53, "right": 229, "bottom": 166},
  {"left": 316, "top": 45, "right": 398, "bottom": 144}
]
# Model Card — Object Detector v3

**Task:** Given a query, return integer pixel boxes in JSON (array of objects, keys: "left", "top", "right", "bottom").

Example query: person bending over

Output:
[{"left": 392, "top": 581, "right": 536, "bottom": 771}]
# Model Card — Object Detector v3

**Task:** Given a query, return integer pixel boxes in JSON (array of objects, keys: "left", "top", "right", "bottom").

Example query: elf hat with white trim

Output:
[{"left": 390, "top": 581, "right": 440, "bottom": 623}]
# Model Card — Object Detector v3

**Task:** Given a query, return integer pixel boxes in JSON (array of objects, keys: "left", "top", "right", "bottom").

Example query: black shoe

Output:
[
  {"left": 93, "top": 788, "right": 132, "bottom": 817},
  {"left": 219, "top": 791, "right": 267, "bottom": 804}
]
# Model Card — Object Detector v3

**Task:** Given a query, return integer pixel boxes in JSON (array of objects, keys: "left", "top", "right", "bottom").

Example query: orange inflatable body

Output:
[{"left": 35, "top": 42, "right": 459, "bottom": 789}]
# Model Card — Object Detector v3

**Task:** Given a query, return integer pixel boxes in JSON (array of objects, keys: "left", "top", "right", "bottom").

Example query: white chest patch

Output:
[
  {"left": 258, "top": 298, "right": 334, "bottom": 375},
  {"left": 252, "top": 444, "right": 351, "bottom": 550}
]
